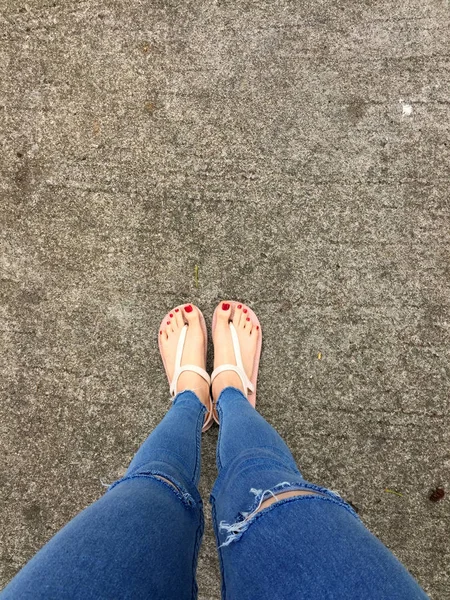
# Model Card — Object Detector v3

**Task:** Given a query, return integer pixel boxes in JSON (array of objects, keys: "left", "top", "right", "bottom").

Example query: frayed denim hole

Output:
[
  {"left": 153, "top": 474, "right": 180, "bottom": 492},
  {"left": 108, "top": 472, "right": 196, "bottom": 508},
  {"left": 152, "top": 475, "right": 196, "bottom": 507},
  {"left": 210, "top": 452, "right": 301, "bottom": 504},
  {"left": 220, "top": 494, "right": 361, "bottom": 548},
  {"left": 218, "top": 481, "right": 292, "bottom": 547},
  {"left": 218, "top": 481, "right": 351, "bottom": 548}
]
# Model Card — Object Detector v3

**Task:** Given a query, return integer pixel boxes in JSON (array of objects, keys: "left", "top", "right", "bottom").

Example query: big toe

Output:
[
  {"left": 216, "top": 301, "right": 232, "bottom": 326},
  {"left": 182, "top": 303, "right": 200, "bottom": 324}
]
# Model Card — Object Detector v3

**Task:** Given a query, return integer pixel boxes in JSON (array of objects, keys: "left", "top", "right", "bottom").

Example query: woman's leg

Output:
[
  {"left": 210, "top": 302, "right": 428, "bottom": 600},
  {"left": 2, "top": 304, "right": 210, "bottom": 600},
  {"left": 1, "top": 390, "right": 206, "bottom": 600}
]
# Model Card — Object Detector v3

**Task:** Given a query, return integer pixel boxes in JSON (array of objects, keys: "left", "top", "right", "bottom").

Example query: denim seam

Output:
[
  {"left": 216, "top": 401, "right": 225, "bottom": 470},
  {"left": 190, "top": 506, "right": 204, "bottom": 600},
  {"left": 211, "top": 501, "right": 228, "bottom": 600},
  {"left": 127, "top": 448, "right": 193, "bottom": 479},
  {"left": 107, "top": 472, "right": 196, "bottom": 508},
  {"left": 193, "top": 406, "right": 206, "bottom": 485}
]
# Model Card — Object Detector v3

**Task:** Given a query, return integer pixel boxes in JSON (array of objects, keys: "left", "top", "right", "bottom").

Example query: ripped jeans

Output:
[{"left": 1, "top": 387, "right": 428, "bottom": 599}]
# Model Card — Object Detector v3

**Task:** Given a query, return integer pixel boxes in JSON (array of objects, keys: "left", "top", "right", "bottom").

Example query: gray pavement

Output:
[{"left": 1, "top": 0, "right": 449, "bottom": 598}]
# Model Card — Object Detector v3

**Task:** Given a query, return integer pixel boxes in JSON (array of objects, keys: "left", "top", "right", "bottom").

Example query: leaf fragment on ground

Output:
[
  {"left": 194, "top": 264, "right": 199, "bottom": 288},
  {"left": 384, "top": 488, "right": 403, "bottom": 497},
  {"left": 429, "top": 488, "right": 445, "bottom": 502}
]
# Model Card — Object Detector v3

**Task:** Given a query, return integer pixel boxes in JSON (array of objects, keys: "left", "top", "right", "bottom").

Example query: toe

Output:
[
  {"left": 182, "top": 303, "right": 199, "bottom": 323},
  {"left": 160, "top": 325, "right": 169, "bottom": 342},
  {"left": 168, "top": 310, "right": 179, "bottom": 331},
  {"left": 164, "top": 315, "right": 173, "bottom": 337},
  {"left": 217, "top": 301, "right": 232, "bottom": 324},
  {"left": 173, "top": 307, "right": 184, "bottom": 327},
  {"left": 233, "top": 303, "right": 243, "bottom": 327},
  {"left": 238, "top": 305, "right": 248, "bottom": 328},
  {"left": 244, "top": 314, "right": 253, "bottom": 332}
]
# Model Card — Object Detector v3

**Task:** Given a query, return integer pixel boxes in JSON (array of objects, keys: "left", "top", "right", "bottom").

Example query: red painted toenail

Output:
[
  {"left": 222, "top": 303, "right": 230, "bottom": 310},
  {"left": 159, "top": 331, "right": 162, "bottom": 334},
  {"left": 175, "top": 308, "right": 179, "bottom": 312},
  {"left": 256, "top": 325, "right": 259, "bottom": 330},
  {"left": 237, "top": 304, "right": 242, "bottom": 309},
  {"left": 246, "top": 317, "right": 250, "bottom": 321},
  {"left": 169, "top": 313, "right": 173, "bottom": 317},
  {"left": 185, "top": 305, "right": 193, "bottom": 313},
  {"left": 167, "top": 321, "right": 171, "bottom": 325},
  {"left": 243, "top": 308, "right": 248, "bottom": 313}
]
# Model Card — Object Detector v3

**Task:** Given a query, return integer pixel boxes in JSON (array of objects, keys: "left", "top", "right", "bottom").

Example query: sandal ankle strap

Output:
[
  {"left": 210, "top": 364, "right": 254, "bottom": 398},
  {"left": 169, "top": 324, "right": 211, "bottom": 397},
  {"left": 170, "top": 364, "right": 211, "bottom": 397}
]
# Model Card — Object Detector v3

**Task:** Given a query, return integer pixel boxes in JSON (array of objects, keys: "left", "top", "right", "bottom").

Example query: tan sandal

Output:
[
  {"left": 158, "top": 304, "right": 214, "bottom": 432},
  {"left": 210, "top": 301, "right": 262, "bottom": 424}
]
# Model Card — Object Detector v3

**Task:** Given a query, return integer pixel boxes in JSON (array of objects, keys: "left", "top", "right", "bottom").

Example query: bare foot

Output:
[
  {"left": 212, "top": 301, "right": 259, "bottom": 402},
  {"left": 160, "top": 304, "right": 210, "bottom": 407}
]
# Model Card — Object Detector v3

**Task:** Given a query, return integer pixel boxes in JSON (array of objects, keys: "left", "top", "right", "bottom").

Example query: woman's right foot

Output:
[
  {"left": 159, "top": 304, "right": 210, "bottom": 408},
  {"left": 211, "top": 301, "right": 259, "bottom": 402}
]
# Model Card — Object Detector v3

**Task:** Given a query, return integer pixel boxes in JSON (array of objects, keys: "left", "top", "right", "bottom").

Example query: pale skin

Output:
[{"left": 159, "top": 301, "right": 321, "bottom": 508}]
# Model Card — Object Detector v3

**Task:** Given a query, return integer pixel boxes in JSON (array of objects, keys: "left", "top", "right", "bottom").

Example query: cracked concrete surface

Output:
[{"left": 1, "top": 0, "right": 449, "bottom": 598}]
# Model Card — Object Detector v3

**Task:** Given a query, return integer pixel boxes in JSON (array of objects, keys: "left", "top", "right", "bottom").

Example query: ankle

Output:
[
  {"left": 177, "top": 374, "right": 210, "bottom": 406},
  {"left": 212, "top": 372, "right": 244, "bottom": 401}
]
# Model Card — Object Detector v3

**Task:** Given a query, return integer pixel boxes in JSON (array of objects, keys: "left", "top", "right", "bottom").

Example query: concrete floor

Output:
[{"left": 1, "top": 0, "right": 449, "bottom": 598}]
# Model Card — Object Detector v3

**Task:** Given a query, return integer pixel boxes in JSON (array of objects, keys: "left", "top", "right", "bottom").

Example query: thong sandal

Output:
[
  {"left": 210, "top": 301, "right": 262, "bottom": 424},
  {"left": 158, "top": 304, "right": 214, "bottom": 433}
]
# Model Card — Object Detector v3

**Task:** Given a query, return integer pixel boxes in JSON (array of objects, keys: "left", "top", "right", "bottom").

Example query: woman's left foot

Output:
[
  {"left": 211, "top": 301, "right": 258, "bottom": 402},
  {"left": 160, "top": 304, "right": 210, "bottom": 407}
]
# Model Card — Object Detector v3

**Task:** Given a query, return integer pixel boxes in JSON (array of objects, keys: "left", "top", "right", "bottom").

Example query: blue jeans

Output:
[{"left": 1, "top": 387, "right": 428, "bottom": 599}]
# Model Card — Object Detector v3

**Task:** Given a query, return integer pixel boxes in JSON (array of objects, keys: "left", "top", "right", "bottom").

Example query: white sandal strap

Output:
[
  {"left": 170, "top": 365, "right": 211, "bottom": 397},
  {"left": 170, "top": 324, "right": 211, "bottom": 397},
  {"left": 210, "top": 364, "right": 252, "bottom": 397},
  {"left": 175, "top": 325, "right": 188, "bottom": 368},
  {"left": 210, "top": 322, "right": 254, "bottom": 396},
  {"left": 229, "top": 322, "right": 244, "bottom": 372}
]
